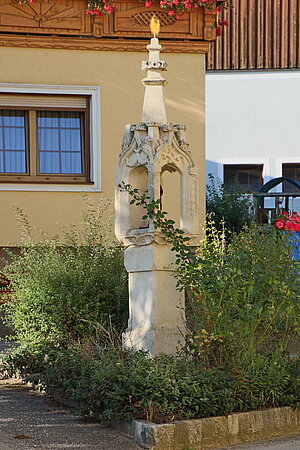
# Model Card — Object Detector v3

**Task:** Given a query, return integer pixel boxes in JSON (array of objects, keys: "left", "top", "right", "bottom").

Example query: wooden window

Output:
[
  {"left": 224, "top": 164, "right": 263, "bottom": 193},
  {"left": 0, "top": 94, "right": 90, "bottom": 184},
  {"left": 282, "top": 164, "right": 300, "bottom": 193}
]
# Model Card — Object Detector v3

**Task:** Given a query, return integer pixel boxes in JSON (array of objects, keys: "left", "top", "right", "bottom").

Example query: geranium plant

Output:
[
  {"left": 275, "top": 211, "right": 300, "bottom": 233},
  {"left": 18, "top": 0, "right": 229, "bottom": 24}
]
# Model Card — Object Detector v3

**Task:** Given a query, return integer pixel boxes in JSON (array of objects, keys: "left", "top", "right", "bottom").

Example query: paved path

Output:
[
  {"left": 0, "top": 381, "right": 141, "bottom": 449},
  {"left": 221, "top": 435, "right": 300, "bottom": 449}
]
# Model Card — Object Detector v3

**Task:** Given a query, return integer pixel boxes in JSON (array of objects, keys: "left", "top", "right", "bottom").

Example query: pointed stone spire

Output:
[{"left": 141, "top": 23, "right": 167, "bottom": 123}]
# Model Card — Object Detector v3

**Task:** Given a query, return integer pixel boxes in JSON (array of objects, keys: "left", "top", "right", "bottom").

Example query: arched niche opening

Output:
[
  {"left": 129, "top": 165, "right": 149, "bottom": 230},
  {"left": 160, "top": 164, "right": 181, "bottom": 229}
]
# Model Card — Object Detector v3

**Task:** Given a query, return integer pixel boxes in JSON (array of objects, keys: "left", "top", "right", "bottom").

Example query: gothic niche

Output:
[
  {"left": 129, "top": 165, "right": 149, "bottom": 230},
  {"left": 160, "top": 163, "right": 181, "bottom": 229},
  {"left": 115, "top": 122, "right": 200, "bottom": 247}
]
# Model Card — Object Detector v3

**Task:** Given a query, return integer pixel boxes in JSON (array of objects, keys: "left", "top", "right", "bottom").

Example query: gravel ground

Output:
[{"left": 0, "top": 382, "right": 142, "bottom": 450}]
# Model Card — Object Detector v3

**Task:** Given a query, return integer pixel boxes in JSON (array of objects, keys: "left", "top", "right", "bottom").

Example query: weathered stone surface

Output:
[
  {"left": 115, "top": 34, "right": 200, "bottom": 356},
  {"left": 129, "top": 407, "right": 300, "bottom": 449},
  {"left": 186, "top": 419, "right": 202, "bottom": 444}
]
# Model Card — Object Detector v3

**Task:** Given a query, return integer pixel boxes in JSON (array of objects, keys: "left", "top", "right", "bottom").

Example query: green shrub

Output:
[
  {"left": 2, "top": 189, "right": 299, "bottom": 425},
  {"left": 185, "top": 221, "right": 300, "bottom": 368},
  {"left": 126, "top": 186, "right": 300, "bottom": 370},
  {"left": 1, "top": 198, "right": 128, "bottom": 346},
  {"left": 2, "top": 344, "right": 299, "bottom": 424},
  {"left": 206, "top": 174, "right": 253, "bottom": 236}
]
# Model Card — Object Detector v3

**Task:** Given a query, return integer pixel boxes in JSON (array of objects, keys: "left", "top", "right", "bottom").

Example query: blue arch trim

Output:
[{"left": 255, "top": 177, "right": 300, "bottom": 208}]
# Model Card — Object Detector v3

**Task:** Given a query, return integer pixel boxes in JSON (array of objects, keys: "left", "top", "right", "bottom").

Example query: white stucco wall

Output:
[
  {"left": 205, "top": 71, "right": 300, "bottom": 211},
  {"left": 206, "top": 71, "right": 300, "bottom": 182}
]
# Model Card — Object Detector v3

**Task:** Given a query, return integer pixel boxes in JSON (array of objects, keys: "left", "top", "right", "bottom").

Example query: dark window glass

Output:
[
  {"left": 282, "top": 164, "right": 300, "bottom": 192},
  {"left": 224, "top": 165, "right": 263, "bottom": 193},
  {"left": 38, "top": 111, "right": 83, "bottom": 175},
  {"left": 0, "top": 110, "right": 26, "bottom": 173}
]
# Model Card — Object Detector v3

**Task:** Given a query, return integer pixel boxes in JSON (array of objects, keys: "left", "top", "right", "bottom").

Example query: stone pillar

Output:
[
  {"left": 123, "top": 245, "right": 185, "bottom": 355},
  {"left": 115, "top": 31, "right": 200, "bottom": 356}
]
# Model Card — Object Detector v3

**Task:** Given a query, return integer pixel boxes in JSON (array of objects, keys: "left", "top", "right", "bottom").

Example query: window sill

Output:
[{"left": 0, "top": 181, "right": 100, "bottom": 192}]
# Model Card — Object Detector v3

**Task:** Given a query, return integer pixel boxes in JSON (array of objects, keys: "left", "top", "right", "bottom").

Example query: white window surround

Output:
[
  {"left": 0, "top": 83, "right": 101, "bottom": 192},
  {"left": 216, "top": 157, "right": 271, "bottom": 186}
]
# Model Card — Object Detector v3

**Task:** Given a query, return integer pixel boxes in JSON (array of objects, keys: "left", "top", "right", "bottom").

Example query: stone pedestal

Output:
[{"left": 122, "top": 244, "right": 185, "bottom": 355}]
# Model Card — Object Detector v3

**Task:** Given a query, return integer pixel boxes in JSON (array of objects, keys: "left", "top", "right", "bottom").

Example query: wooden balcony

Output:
[{"left": 0, "top": 0, "right": 216, "bottom": 53}]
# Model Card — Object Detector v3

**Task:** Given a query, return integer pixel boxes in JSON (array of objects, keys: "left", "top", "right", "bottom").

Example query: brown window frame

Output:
[
  {"left": 0, "top": 97, "right": 90, "bottom": 184},
  {"left": 282, "top": 163, "right": 300, "bottom": 193},
  {"left": 224, "top": 164, "right": 263, "bottom": 193}
]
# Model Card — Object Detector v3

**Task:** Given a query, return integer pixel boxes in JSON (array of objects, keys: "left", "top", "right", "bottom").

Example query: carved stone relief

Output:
[{"left": 116, "top": 121, "right": 199, "bottom": 246}]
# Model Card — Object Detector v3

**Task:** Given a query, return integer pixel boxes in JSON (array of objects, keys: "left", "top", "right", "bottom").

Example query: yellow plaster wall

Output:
[{"left": 0, "top": 46, "right": 205, "bottom": 245}]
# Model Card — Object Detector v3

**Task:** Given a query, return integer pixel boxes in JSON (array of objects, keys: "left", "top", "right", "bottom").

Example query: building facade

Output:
[
  {"left": 206, "top": 0, "right": 300, "bottom": 212},
  {"left": 0, "top": 0, "right": 216, "bottom": 247}
]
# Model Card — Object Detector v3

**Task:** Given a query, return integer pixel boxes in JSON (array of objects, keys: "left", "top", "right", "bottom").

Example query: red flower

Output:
[
  {"left": 276, "top": 211, "right": 300, "bottom": 234},
  {"left": 275, "top": 220, "right": 284, "bottom": 230},
  {"left": 285, "top": 221, "right": 296, "bottom": 232}
]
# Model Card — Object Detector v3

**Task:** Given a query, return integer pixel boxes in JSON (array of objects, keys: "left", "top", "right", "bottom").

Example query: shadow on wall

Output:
[{"left": 206, "top": 160, "right": 220, "bottom": 185}]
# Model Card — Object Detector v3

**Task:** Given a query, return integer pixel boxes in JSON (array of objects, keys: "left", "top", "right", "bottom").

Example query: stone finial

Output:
[{"left": 141, "top": 28, "right": 167, "bottom": 123}]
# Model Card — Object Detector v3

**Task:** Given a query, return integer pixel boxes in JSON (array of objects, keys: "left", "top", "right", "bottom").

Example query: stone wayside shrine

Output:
[{"left": 115, "top": 20, "right": 200, "bottom": 355}]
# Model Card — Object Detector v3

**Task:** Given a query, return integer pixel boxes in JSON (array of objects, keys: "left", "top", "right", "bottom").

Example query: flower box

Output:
[
  {"left": 99, "top": 0, "right": 216, "bottom": 41},
  {"left": 0, "top": 0, "right": 216, "bottom": 52}
]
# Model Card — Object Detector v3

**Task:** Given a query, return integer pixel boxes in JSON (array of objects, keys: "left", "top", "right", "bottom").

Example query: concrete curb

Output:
[{"left": 119, "top": 407, "right": 300, "bottom": 449}]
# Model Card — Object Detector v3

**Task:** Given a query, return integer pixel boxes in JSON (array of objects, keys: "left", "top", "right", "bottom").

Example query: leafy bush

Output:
[
  {"left": 2, "top": 188, "right": 299, "bottom": 425},
  {"left": 1, "top": 198, "right": 128, "bottom": 346},
  {"left": 185, "top": 221, "right": 300, "bottom": 368},
  {"left": 126, "top": 186, "right": 300, "bottom": 370},
  {"left": 231, "top": 352, "right": 300, "bottom": 412},
  {"left": 2, "top": 344, "right": 299, "bottom": 424},
  {"left": 206, "top": 174, "right": 253, "bottom": 236}
]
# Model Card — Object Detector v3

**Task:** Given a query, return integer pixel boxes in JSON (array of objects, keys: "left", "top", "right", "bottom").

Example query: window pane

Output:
[
  {"left": 249, "top": 172, "right": 261, "bottom": 192},
  {"left": 2, "top": 112, "right": 25, "bottom": 127},
  {"left": 4, "top": 151, "right": 26, "bottom": 173},
  {"left": 0, "top": 110, "right": 27, "bottom": 173},
  {"left": 61, "top": 152, "right": 82, "bottom": 174},
  {"left": 38, "top": 113, "right": 59, "bottom": 128},
  {"left": 60, "top": 129, "right": 81, "bottom": 152},
  {"left": 4, "top": 127, "right": 26, "bottom": 151},
  {"left": 39, "top": 152, "right": 60, "bottom": 174},
  {"left": 38, "top": 111, "right": 83, "bottom": 175},
  {"left": 283, "top": 164, "right": 300, "bottom": 192},
  {"left": 224, "top": 165, "right": 263, "bottom": 193},
  {"left": 38, "top": 128, "right": 59, "bottom": 151}
]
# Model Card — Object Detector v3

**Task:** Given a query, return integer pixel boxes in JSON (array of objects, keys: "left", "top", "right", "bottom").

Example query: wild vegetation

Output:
[
  {"left": 206, "top": 174, "right": 253, "bottom": 237},
  {"left": 0, "top": 198, "right": 128, "bottom": 347},
  {"left": 1, "top": 190, "right": 299, "bottom": 423}
]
